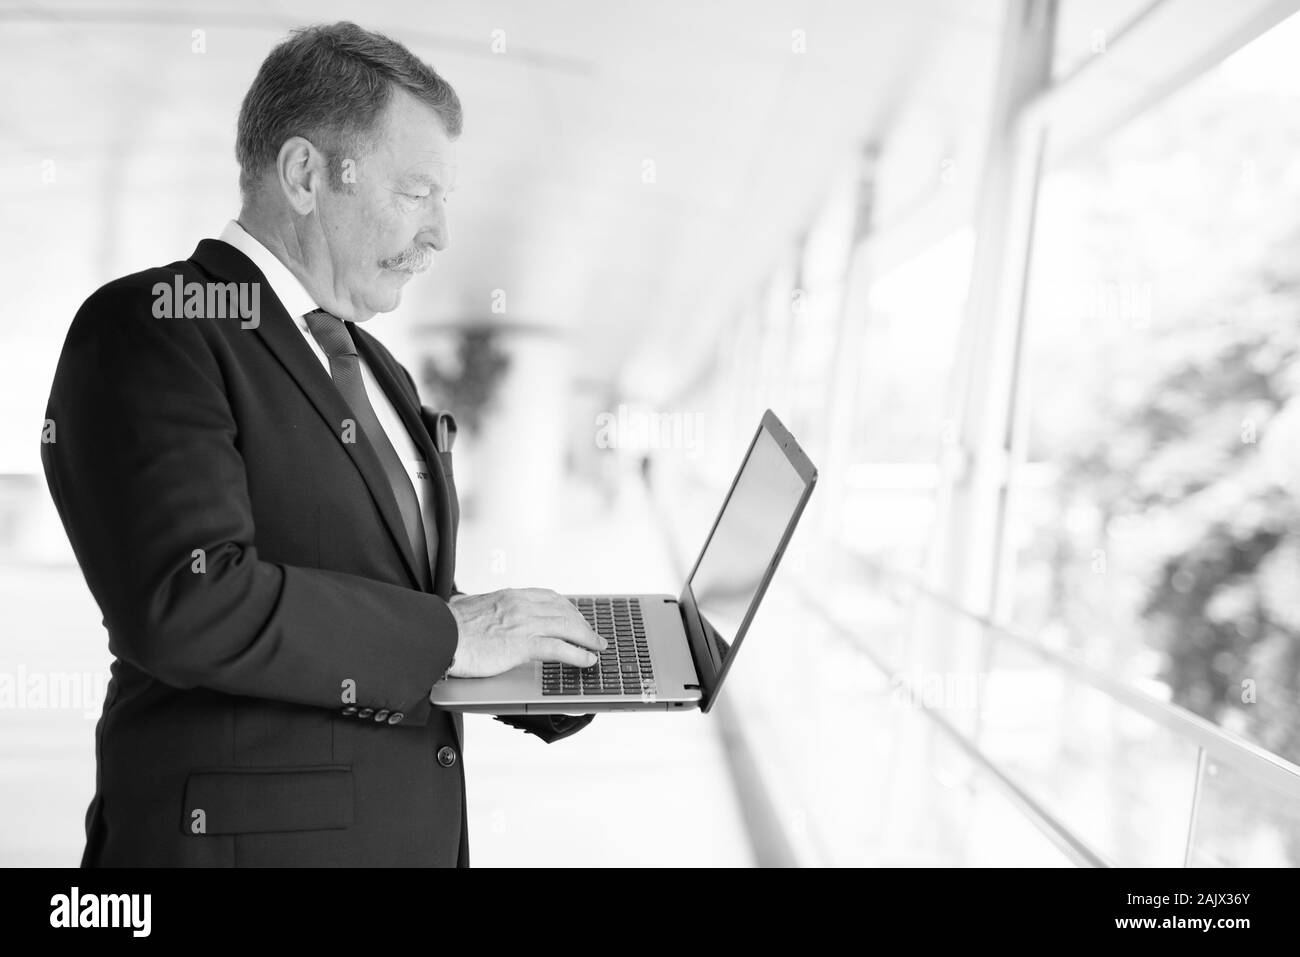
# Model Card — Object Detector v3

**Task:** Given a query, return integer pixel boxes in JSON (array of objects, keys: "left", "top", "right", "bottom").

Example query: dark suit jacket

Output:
[{"left": 41, "top": 237, "right": 590, "bottom": 867}]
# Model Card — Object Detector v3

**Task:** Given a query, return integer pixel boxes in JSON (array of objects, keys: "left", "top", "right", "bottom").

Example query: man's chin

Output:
[
  {"left": 357, "top": 272, "right": 416, "bottom": 318},
  {"left": 347, "top": 294, "right": 397, "bottom": 323},
  {"left": 380, "top": 285, "right": 405, "bottom": 314}
]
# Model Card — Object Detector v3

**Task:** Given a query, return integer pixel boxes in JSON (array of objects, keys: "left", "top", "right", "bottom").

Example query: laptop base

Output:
[{"left": 430, "top": 594, "right": 704, "bottom": 715}]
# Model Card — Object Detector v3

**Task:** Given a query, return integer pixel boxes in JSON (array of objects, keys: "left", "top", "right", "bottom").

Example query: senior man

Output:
[{"left": 41, "top": 21, "right": 600, "bottom": 867}]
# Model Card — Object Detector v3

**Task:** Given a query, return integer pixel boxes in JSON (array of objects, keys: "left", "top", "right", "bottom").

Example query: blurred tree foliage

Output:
[
  {"left": 1024, "top": 70, "right": 1300, "bottom": 764},
  {"left": 1057, "top": 265, "right": 1300, "bottom": 762}
]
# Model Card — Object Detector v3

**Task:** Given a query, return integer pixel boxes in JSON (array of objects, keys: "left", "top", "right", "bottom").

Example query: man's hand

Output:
[{"left": 444, "top": 588, "right": 607, "bottom": 678}]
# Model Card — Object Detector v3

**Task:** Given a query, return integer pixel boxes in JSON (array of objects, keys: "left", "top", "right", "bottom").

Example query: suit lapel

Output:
[
  {"left": 188, "top": 239, "right": 427, "bottom": 592},
  {"left": 351, "top": 328, "right": 464, "bottom": 752},
  {"left": 351, "top": 326, "right": 457, "bottom": 599}
]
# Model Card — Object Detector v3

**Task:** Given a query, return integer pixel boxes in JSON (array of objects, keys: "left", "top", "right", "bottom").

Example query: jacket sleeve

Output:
[
  {"left": 493, "top": 713, "right": 595, "bottom": 743},
  {"left": 40, "top": 280, "right": 456, "bottom": 727}
]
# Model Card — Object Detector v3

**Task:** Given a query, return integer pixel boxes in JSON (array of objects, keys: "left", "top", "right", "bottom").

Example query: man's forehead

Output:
[
  {"left": 372, "top": 89, "right": 458, "bottom": 179},
  {"left": 402, "top": 161, "right": 458, "bottom": 187},
  {"left": 368, "top": 132, "right": 458, "bottom": 186}
]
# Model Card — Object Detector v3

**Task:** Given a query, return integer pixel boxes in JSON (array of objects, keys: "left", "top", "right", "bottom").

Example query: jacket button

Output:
[
  {"left": 437, "top": 746, "right": 457, "bottom": 768},
  {"left": 358, "top": 707, "right": 374, "bottom": 719},
  {"left": 387, "top": 712, "right": 404, "bottom": 725},
  {"left": 373, "top": 709, "right": 390, "bottom": 722},
  {"left": 341, "top": 706, "right": 357, "bottom": 716}
]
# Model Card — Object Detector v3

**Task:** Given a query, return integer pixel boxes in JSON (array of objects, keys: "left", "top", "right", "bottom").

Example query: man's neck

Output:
[
  {"left": 235, "top": 201, "right": 365, "bottom": 322},
  {"left": 237, "top": 210, "right": 314, "bottom": 293}
]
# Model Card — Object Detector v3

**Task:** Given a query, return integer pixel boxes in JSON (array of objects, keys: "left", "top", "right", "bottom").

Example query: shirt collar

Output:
[{"left": 217, "top": 219, "right": 319, "bottom": 322}]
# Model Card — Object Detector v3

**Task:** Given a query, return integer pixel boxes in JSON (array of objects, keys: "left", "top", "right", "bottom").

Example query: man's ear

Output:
[{"left": 276, "top": 136, "right": 326, "bottom": 214}]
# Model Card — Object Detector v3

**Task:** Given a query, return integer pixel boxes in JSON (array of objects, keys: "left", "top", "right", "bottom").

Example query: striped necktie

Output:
[{"left": 304, "top": 309, "right": 434, "bottom": 591}]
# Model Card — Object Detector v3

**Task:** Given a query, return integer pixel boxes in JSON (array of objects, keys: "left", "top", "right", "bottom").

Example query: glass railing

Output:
[
  {"left": 833, "top": 551, "right": 1300, "bottom": 867},
  {"left": 649, "top": 468, "right": 1070, "bottom": 865},
  {"left": 648, "top": 465, "right": 1300, "bottom": 866}
]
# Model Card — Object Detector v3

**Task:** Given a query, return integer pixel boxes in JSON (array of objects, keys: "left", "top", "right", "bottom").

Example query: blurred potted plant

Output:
[{"left": 418, "top": 327, "right": 512, "bottom": 518}]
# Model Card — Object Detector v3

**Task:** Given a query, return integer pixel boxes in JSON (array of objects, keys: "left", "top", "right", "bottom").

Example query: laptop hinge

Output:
[{"left": 672, "top": 592, "right": 714, "bottom": 704}]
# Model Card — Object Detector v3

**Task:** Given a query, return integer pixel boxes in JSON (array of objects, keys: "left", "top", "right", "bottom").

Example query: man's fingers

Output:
[
  {"left": 530, "top": 636, "right": 600, "bottom": 668},
  {"left": 509, "top": 588, "right": 606, "bottom": 652},
  {"left": 518, "top": 587, "right": 559, "bottom": 601},
  {"left": 533, "top": 614, "right": 605, "bottom": 652},
  {"left": 562, "top": 606, "right": 606, "bottom": 650}
]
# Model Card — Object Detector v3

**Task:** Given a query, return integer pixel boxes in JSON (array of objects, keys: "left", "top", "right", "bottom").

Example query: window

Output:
[
  {"left": 1012, "top": 11, "right": 1300, "bottom": 770},
  {"left": 840, "top": 229, "right": 973, "bottom": 576}
]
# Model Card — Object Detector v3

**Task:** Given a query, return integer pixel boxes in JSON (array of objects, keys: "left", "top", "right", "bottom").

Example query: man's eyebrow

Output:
[{"left": 400, "top": 171, "right": 446, "bottom": 189}]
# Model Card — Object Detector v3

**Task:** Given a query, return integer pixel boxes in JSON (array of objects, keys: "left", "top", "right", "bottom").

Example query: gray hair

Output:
[{"left": 235, "top": 21, "right": 462, "bottom": 196}]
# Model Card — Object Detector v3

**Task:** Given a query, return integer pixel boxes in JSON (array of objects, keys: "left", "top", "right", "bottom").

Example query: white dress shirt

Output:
[{"left": 217, "top": 220, "right": 437, "bottom": 580}]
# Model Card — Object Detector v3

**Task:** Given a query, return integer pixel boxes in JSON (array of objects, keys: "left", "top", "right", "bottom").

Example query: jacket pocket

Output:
[{"left": 180, "top": 765, "right": 353, "bottom": 836}]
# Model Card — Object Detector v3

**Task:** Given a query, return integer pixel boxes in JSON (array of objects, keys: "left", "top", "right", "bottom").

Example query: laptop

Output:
[{"left": 430, "top": 409, "right": 817, "bottom": 715}]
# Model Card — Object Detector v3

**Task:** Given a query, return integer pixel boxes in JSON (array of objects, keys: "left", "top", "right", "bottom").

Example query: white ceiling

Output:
[{"left": 0, "top": 0, "right": 1004, "bottom": 404}]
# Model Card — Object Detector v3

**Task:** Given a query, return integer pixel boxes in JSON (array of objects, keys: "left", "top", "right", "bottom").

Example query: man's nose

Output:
[{"left": 422, "top": 204, "right": 449, "bottom": 252}]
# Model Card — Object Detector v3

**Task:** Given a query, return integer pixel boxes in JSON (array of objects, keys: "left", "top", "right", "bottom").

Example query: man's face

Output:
[{"left": 314, "top": 87, "right": 457, "bottom": 321}]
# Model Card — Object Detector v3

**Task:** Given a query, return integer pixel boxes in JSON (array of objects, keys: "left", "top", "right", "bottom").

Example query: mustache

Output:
[{"left": 380, "top": 245, "right": 436, "bottom": 272}]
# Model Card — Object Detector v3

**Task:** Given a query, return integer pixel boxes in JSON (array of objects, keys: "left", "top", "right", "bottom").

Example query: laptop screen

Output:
[{"left": 686, "top": 421, "right": 812, "bottom": 673}]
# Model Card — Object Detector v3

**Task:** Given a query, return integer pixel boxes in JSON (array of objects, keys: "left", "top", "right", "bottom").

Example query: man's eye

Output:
[{"left": 402, "top": 192, "right": 429, "bottom": 202}]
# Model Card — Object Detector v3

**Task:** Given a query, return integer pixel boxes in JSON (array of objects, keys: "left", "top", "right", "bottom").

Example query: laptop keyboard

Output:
[{"left": 543, "top": 597, "right": 656, "bottom": 696}]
